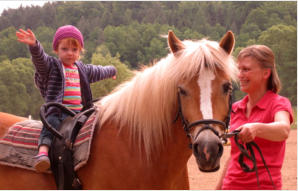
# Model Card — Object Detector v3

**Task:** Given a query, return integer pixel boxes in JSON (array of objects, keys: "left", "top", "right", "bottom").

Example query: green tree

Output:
[
  {"left": 90, "top": 45, "right": 134, "bottom": 99},
  {"left": 257, "top": 24, "right": 296, "bottom": 105},
  {"left": 0, "top": 0, "right": 296, "bottom": 113},
  {"left": 34, "top": 26, "right": 56, "bottom": 56},
  {"left": 103, "top": 23, "right": 172, "bottom": 68},
  {"left": 245, "top": 8, "right": 268, "bottom": 31},
  {"left": 0, "top": 26, "right": 29, "bottom": 60},
  {"left": 0, "top": 58, "right": 43, "bottom": 118},
  {"left": 237, "top": 23, "right": 261, "bottom": 47}
]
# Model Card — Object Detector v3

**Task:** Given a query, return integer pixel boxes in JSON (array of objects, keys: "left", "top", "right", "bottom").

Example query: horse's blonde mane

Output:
[{"left": 97, "top": 38, "right": 238, "bottom": 159}]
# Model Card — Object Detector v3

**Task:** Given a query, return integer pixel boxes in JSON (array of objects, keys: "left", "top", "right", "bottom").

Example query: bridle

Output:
[
  {"left": 173, "top": 87, "right": 275, "bottom": 189},
  {"left": 174, "top": 87, "right": 233, "bottom": 147}
]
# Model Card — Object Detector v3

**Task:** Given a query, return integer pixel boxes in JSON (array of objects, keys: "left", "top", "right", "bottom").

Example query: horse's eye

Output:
[
  {"left": 222, "top": 82, "right": 232, "bottom": 94},
  {"left": 178, "top": 87, "right": 187, "bottom": 96}
]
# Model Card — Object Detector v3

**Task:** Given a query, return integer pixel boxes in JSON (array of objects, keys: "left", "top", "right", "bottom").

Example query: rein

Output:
[{"left": 231, "top": 130, "right": 276, "bottom": 189}]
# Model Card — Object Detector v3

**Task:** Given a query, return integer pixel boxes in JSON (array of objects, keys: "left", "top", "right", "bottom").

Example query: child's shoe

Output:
[{"left": 33, "top": 153, "right": 50, "bottom": 172}]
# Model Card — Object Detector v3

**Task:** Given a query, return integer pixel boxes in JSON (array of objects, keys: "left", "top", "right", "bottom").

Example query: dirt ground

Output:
[{"left": 188, "top": 129, "right": 297, "bottom": 190}]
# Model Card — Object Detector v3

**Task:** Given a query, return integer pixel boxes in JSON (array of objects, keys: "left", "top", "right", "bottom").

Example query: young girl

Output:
[{"left": 16, "top": 25, "right": 117, "bottom": 172}]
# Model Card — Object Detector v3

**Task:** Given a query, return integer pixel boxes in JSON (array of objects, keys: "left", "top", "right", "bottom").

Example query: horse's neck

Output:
[{"left": 78, "top": 120, "right": 192, "bottom": 189}]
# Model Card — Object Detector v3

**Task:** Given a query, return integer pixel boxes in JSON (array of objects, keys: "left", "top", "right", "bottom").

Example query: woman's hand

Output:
[
  {"left": 236, "top": 123, "right": 258, "bottom": 143},
  {"left": 16, "top": 29, "right": 37, "bottom": 46}
]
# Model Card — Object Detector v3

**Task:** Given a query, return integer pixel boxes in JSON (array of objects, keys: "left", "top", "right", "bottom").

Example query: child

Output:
[{"left": 16, "top": 25, "right": 117, "bottom": 172}]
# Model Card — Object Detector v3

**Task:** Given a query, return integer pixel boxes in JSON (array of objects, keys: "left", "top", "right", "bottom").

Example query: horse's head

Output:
[{"left": 169, "top": 31, "right": 237, "bottom": 172}]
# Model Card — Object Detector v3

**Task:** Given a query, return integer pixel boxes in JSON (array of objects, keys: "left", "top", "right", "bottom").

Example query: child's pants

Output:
[{"left": 38, "top": 112, "right": 69, "bottom": 148}]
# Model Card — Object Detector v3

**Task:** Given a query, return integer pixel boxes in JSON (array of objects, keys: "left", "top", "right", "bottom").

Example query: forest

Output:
[{"left": 0, "top": 1, "right": 296, "bottom": 118}]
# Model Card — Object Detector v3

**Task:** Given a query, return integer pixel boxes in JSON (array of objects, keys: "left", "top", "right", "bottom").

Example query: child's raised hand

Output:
[{"left": 16, "top": 29, "right": 37, "bottom": 46}]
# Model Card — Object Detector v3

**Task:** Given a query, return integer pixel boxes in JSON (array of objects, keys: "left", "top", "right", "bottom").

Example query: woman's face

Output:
[
  {"left": 237, "top": 56, "right": 269, "bottom": 94},
  {"left": 56, "top": 39, "right": 80, "bottom": 66}
]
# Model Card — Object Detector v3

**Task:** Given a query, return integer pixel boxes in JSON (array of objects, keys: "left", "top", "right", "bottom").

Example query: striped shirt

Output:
[
  {"left": 62, "top": 64, "right": 83, "bottom": 111},
  {"left": 30, "top": 40, "right": 117, "bottom": 115}
]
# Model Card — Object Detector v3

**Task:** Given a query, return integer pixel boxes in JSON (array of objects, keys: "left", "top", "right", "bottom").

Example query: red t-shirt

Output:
[{"left": 222, "top": 91, "right": 293, "bottom": 190}]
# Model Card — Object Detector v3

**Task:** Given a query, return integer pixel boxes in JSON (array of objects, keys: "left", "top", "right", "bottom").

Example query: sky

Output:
[{"left": 0, "top": 1, "right": 48, "bottom": 15}]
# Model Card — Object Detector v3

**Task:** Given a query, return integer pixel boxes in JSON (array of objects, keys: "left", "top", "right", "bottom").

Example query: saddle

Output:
[{"left": 40, "top": 103, "right": 96, "bottom": 190}]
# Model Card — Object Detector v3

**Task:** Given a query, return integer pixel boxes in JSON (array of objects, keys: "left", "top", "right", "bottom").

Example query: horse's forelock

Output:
[{"left": 176, "top": 39, "right": 237, "bottom": 82}]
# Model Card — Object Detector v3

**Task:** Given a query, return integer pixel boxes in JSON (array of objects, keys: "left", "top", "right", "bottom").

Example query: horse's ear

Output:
[
  {"left": 168, "top": 30, "right": 184, "bottom": 54},
  {"left": 219, "top": 31, "right": 235, "bottom": 54}
]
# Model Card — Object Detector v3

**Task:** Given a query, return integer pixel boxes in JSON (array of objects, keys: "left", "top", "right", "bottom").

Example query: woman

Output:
[{"left": 216, "top": 45, "right": 293, "bottom": 190}]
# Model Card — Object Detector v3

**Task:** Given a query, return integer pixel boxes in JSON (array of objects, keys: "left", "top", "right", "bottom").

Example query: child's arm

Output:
[
  {"left": 16, "top": 29, "right": 36, "bottom": 46},
  {"left": 84, "top": 64, "right": 117, "bottom": 83},
  {"left": 16, "top": 29, "right": 51, "bottom": 78}
]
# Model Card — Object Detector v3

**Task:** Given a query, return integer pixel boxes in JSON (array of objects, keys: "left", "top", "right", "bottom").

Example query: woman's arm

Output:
[{"left": 237, "top": 111, "right": 291, "bottom": 143}]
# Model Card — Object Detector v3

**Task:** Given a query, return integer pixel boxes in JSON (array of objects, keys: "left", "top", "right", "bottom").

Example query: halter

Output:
[
  {"left": 173, "top": 87, "right": 275, "bottom": 188},
  {"left": 174, "top": 88, "right": 233, "bottom": 147}
]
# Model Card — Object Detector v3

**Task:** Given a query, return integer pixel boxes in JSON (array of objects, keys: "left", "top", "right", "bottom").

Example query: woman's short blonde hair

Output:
[{"left": 237, "top": 45, "right": 281, "bottom": 93}]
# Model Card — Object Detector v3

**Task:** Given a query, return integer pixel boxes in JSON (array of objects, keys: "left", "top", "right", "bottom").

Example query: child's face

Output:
[{"left": 56, "top": 39, "right": 81, "bottom": 66}]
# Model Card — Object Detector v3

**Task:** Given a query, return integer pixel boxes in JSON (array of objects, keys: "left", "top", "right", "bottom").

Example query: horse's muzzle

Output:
[{"left": 192, "top": 128, "right": 223, "bottom": 172}]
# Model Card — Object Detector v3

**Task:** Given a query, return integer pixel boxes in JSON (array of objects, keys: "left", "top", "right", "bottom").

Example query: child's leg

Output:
[
  {"left": 34, "top": 145, "right": 50, "bottom": 172},
  {"left": 35, "top": 111, "right": 70, "bottom": 172},
  {"left": 38, "top": 113, "right": 61, "bottom": 153},
  {"left": 35, "top": 113, "right": 61, "bottom": 172},
  {"left": 38, "top": 145, "right": 49, "bottom": 155}
]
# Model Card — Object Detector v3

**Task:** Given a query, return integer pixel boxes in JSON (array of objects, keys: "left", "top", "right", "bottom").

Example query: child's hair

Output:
[{"left": 57, "top": 38, "right": 85, "bottom": 53}]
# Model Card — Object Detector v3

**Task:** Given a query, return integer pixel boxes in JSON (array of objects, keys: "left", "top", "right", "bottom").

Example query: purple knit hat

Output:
[{"left": 52, "top": 25, "right": 84, "bottom": 50}]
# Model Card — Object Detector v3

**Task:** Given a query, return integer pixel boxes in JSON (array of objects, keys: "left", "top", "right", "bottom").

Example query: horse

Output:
[{"left": 0, "top": 30, "right": 238, "bottom": 189}]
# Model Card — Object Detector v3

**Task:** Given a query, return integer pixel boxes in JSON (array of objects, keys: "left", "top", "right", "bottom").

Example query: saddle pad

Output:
[{"left": 0, "top": 110, "right": 99, "bottom": 172}]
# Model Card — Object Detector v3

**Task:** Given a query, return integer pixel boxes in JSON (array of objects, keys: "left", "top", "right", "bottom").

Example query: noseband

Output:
[
  {"left": 174, "top": 88, "right": 275, "bottom": 188},
  {"left": 174, "top": 89, "right": 233, "bottom": 147}
]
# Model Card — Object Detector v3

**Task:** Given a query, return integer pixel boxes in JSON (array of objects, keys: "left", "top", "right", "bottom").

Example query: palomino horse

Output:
[{"left": 0, "top": 30, "right": 238, "bottom": 189}]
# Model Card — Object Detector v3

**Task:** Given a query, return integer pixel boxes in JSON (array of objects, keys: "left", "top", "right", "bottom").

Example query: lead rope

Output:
[{"left": 234, "top": 132, "right": 276, "bottom": 189}]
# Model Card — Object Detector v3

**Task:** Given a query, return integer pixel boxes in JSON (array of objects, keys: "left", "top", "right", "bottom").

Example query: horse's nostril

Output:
[
  {"left": 192, "top": 143, "right": 199, "bottom": 156},
  {"left": 218, "top": 143, "right": 223, "bottom": 157}
]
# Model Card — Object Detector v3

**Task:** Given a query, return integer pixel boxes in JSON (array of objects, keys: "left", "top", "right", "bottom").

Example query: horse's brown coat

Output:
[{"left": 0, "top": 31, "right": 237, "bottom": 189}]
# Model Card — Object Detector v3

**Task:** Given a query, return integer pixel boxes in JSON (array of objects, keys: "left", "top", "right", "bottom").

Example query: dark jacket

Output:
[{"left": 29, "top": 41, "right": 116, "bottom": 114}]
